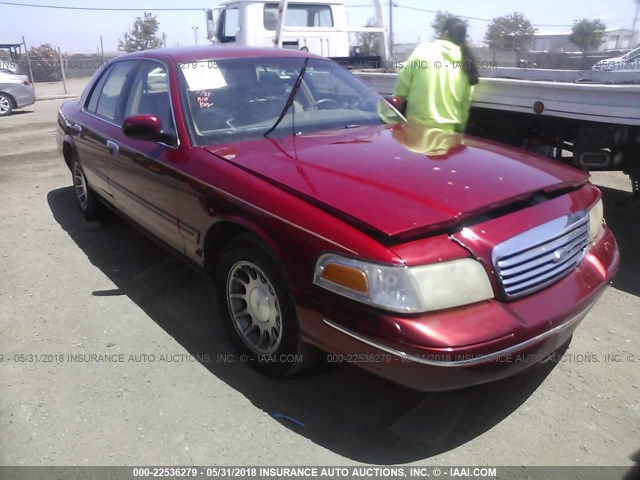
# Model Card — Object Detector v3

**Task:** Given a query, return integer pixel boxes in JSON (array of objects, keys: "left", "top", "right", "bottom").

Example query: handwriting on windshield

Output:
[{"left": 196, "top": 90, "right": 213, "bottom": 109}]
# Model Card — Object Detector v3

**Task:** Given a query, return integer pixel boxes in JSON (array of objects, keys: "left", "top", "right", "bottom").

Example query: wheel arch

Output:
[
  {"left": 202, "top": 218, "right": 287, "bottom": 279},
  {"left": 0, "top": 91, "right": 17, "bottom": 109},
  {"left": 61, "top": 139, "right": 77, "bottom": 171}
]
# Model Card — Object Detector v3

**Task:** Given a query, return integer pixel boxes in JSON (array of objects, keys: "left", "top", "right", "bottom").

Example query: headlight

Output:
[
  {"left": 588, "top": 198, "right": 605, "bottom": 242},
  {"left": 313, "top": 254, "right": 494, "bottom": 314}
]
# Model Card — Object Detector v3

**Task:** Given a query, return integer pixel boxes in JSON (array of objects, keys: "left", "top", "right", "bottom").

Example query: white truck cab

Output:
[{"left": 206, "top": 0, "right": 388, "bottom": 62}]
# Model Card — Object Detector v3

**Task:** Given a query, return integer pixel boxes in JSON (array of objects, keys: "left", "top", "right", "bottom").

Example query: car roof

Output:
[{"left": 116, "top": 46, "right": 325, "bottom": 64}]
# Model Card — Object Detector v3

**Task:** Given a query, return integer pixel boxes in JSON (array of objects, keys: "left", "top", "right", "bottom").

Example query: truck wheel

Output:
[
  {"left": 522, "top": 139, "right": 556, "bottom": 159},
  {"left": 215, "top": 235, "right": 318, "bottom": 377},
  {"left": 0, "top": 93, "right": 14, "bottom": 117}
]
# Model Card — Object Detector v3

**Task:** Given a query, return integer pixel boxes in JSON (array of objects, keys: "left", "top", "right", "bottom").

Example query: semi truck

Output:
[
  {"left": 205, "top": 0, "right": 640, "bottom": 195},
  {"left": 205, "top": 0, "right": 389, "bottom": 65}
]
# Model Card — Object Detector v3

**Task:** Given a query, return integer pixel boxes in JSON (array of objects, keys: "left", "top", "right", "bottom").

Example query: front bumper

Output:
[{"left": 298, "top": 228, "right": 619, "bottom": 391}]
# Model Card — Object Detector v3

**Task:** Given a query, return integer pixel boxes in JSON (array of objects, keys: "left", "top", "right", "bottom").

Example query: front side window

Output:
[
  {"left": 178, "top": 57, "right": 403, "bottom": 146},
  {"left": 123, "top": 61, "right": 176, "bottom": 139},
  {"left": 263, "top": 3, "right": 333, "bottom": 30},
  {"left": 85, "top": 60, "right": 136, "bottom": 121}
]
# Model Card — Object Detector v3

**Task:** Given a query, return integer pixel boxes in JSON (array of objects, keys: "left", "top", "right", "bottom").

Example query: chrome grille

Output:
[{"left": 492, "top": 212, "right": 589, "bottom": 299}]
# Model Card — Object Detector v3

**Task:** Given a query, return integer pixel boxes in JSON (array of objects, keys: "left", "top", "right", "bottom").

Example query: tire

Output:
[
  {"left": 522, "top": 138, "right": 557, "bottom": 158},
  {"left": 215, "top": 235, "right": 317, "bottom": 377},
  {"left": 71, "top": 156, "right": 100, "bottom": 221},
  {"left": 0, "top": 93, "right": 14, "bottom": 117}
]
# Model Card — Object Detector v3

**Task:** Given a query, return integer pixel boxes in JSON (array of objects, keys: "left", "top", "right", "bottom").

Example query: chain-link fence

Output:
[{"left": 0, "top": 39, "right": 122, "bottom": 98}]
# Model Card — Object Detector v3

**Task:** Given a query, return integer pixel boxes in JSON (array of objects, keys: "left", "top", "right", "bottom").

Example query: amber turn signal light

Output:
[{"left": 321, "top": 263, "right": 369, "bottom": 293}]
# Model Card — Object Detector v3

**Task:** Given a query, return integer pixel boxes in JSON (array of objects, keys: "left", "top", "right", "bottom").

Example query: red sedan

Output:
[{"left": 56, "top": 47, "right": 619, "bottom": 391}]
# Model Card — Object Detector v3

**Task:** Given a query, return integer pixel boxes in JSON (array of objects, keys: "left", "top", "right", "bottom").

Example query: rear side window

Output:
[
  {"left": 86, "top": 69, "right": 109, "bottom": 113},
  {"left": 85, "top": 60, "right": 137, "bottom": 121}
]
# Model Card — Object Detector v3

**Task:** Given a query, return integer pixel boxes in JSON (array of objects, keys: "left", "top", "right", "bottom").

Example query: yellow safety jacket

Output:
[{"left": 393, "top": 39, "right": 473, "bottom": 133}]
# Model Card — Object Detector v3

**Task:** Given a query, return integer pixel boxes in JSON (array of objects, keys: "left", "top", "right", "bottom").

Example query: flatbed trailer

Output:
[{"left": 355, "top": 68, "right": 640, "bottom": 195}]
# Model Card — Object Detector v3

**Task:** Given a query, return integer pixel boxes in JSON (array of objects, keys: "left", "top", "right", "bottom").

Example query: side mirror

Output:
[
  {"left": 122, "top": 114, "right": 176, "bottom": 145},
  {"left": 205, "top": 8, "right": 216, "bottom": 41}
]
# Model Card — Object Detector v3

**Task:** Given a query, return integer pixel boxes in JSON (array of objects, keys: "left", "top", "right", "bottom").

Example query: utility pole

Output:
[
  {"left": 632, "top": 0, "right": 640, "bottom": 38},
  {"left": 162, "top": 32, "right": 167, "bottom": 48},
  {"left": 57, "top": 46, "right": 67, "bottom": 95},
  {"left": 192, "top": 26, "right": 199, "bottom": 46},
  {"left": 388, "top": 0, "right": 393, "bottom": 56},
  {"left": 22, "top": 36, "right": 35, "bottom": 90}
]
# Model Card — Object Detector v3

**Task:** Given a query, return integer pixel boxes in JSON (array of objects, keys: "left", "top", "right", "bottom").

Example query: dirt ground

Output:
[{"left": 0, "top": 99, "right": 639, "bottom": 469}]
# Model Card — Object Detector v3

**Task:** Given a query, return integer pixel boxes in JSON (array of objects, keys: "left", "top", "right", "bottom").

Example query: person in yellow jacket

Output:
[{"left": 392, "top": 18, "right": 479, "bottom": 133}]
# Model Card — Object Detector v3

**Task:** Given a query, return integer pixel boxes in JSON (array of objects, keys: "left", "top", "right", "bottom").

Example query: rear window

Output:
[{"left": 263, "top": 3, "right": 333, "bottom": 30}]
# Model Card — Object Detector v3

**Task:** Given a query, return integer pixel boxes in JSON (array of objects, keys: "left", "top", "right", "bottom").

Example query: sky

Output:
[{"left": 0, "top": 0, "right": 638, "bottom": 54}]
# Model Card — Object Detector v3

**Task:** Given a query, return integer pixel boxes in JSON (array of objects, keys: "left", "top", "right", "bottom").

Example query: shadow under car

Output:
[{"left": 48, "top": 185, "right": 567, "bottom": 464}]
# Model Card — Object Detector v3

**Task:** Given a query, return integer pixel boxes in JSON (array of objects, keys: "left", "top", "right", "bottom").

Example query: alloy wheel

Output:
[
  {"left": 0, "top": 95, "right": 11, "bottom": 115},
  {"left": 73, "top": 162, "right": 88, "bottom": 211},
  {"left": 226, "top": 260, "right": 283, "bottom": 355}
]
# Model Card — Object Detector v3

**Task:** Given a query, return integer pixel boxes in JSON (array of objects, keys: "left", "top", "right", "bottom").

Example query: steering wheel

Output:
[{"left": 313, "top": 98, "right": 341, "bottom": 110}]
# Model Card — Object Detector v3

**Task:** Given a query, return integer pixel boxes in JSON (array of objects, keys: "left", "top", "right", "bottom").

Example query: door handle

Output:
[
  {"left": 106, "top": 140, "right": 119, "bottom": 156},
  {"left": 72, "top": 124, "right": 82, "bottom": 135}
]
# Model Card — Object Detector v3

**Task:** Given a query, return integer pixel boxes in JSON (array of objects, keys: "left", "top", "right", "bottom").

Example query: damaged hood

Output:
[{"left": 205, "top": 123, "right": 588, "bottom": 238}]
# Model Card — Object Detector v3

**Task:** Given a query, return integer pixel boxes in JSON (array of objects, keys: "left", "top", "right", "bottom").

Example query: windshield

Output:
[
  {"left": 622, "top": 46, "right": 640, "bottom": 59},
  {"left": 177, "top": 57, "right": 404, "bottom": 146}
]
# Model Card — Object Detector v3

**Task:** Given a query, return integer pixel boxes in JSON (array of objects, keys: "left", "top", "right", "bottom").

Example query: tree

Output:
[
  {"left": 356, "top": 17, "right": 381, "bottom": 55},
  {"left": 431, "top": 11, "right": 468, "bottom": 40},
  {"left": 118, "top": 12, "right": 163, "bottom": 52},
  {"left": 484, "top": 12, "right": 535, "bottom": 52},
  {"left": 569, "top": 18, "right": 606, "bottom": 69},
  {"left": 29, "top": 43, "right": 58, "bottom": 62},
  {"left": 568, "top": 19, "right": 606, "bottom": 53},
  {"left": 28, "top": 43, "right": 62, "bottom": 81}
]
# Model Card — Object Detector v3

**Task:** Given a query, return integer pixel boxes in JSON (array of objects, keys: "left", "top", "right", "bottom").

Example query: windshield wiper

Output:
[{"left": 264, "top": 57, "right": 309, "bottom": 138}]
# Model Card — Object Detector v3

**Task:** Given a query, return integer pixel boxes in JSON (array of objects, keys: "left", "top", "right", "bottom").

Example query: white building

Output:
[
  {"left": 527, "top": 28, "right": 639, "bottom": 53},
  {"left": 602, "top": 28, "right": 638, "bottom": 51}
]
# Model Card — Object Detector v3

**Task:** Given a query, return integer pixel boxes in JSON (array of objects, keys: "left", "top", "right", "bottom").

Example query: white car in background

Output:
[
  {"left": 0, "top": 70, "right": 36, "bottom": 117},
  {"left": 592, "top": 45, "right": 640, "bottom": 71}
]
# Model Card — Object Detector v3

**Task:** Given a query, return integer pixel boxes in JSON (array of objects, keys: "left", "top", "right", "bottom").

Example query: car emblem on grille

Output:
[{"left": 553, "top": 247, "right": 568, "bottom": 263}]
